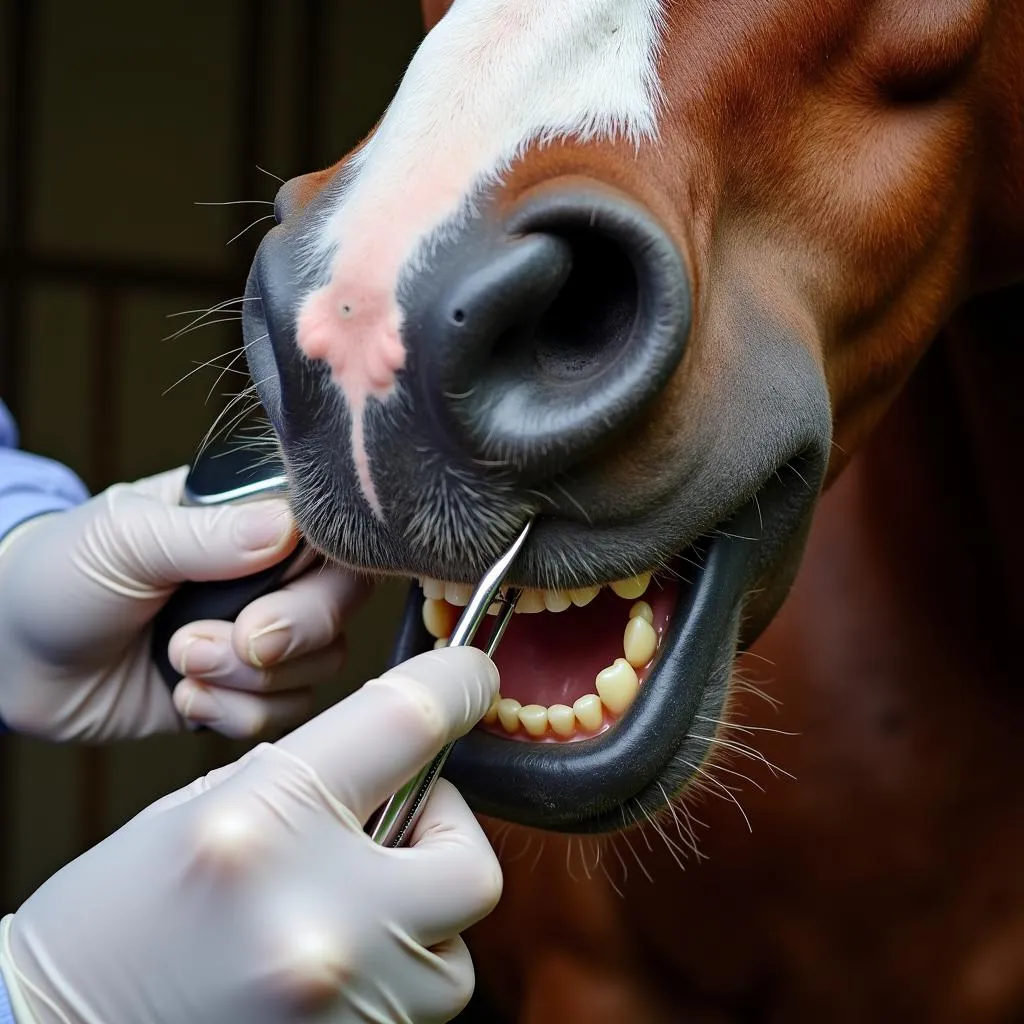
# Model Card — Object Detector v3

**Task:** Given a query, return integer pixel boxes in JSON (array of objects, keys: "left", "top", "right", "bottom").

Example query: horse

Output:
[{"left": 239, "top": 0, "right": 1024, "bottom": 1019}]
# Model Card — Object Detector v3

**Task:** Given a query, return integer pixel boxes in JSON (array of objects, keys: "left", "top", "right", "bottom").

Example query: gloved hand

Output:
[
  {"left": 0, "top": 466, "right": 370, "bottom": 742},
  {"left": 0, "top": 646, "right": 502, "bottom": 1024}
]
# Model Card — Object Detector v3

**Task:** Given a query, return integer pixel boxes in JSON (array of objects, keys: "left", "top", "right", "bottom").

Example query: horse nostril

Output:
[
  {"left": 499, "top": 227, "right": 639, "bottom": 384},
  {"left": 406, "top": 179, "right": 691, "bottom": 480}
]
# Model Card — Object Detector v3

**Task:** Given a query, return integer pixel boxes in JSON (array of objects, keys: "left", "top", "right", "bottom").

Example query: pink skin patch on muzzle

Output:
[
  {"left": 293, "top": 164, "right": 468, "bottom": 516},
  {"left": 296, "top": 274, "right": 405, "bottom": 517}
]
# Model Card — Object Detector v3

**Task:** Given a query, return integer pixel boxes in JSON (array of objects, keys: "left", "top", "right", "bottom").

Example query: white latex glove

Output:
[
  {"left": 0, "top": 466, "right": 370, "bottom": 742},
  {"left": 0, "top": 646, "right": 502, "bottom": 1024}
]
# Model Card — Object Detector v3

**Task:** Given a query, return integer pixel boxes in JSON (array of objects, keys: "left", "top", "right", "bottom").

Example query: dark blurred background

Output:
[{"left": 0, "top": 0, "right": 426, "bottom": 908}]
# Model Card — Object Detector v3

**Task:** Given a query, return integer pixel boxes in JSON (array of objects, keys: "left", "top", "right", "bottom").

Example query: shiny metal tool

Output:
[{"left": 369, "top": 518, "right": 534, "bottom": 848}]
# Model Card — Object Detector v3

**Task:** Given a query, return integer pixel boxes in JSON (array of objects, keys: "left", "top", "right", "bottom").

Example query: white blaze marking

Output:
[{"left": 296, "top": 0, "right": 665, "bottom": 515}]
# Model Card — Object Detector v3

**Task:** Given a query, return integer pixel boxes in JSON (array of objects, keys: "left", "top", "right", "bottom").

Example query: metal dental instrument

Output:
[{"left": 369, "top": 518, "right": 534, "bottom": 848}]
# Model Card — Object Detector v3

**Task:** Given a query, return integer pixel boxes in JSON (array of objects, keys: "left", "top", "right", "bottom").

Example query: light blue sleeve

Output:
[
  {"left": 0, "top": 400, "right": 90, "bottom": 735},
  {"left": 0, "top": 400, "right": 89, "bottom": 543},
  {"left": 0, "top": 975, "right": 14, "bottom": 1024}
]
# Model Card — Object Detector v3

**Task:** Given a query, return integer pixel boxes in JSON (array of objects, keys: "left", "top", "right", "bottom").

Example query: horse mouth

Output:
[
  {"left": 422, "top": 560, "right": 685, "bottom": 742},
  {"left": 382, "top": 462, "right": 808, "bottom": 835}
]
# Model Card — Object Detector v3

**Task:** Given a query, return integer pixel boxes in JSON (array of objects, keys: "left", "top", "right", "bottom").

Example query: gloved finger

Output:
[
  {"left": 131, "top": 753, "right": 251, "bottom": 822},
  {"left": 172, "top": 680, "right": 316, "bottom": 739},
  {"left": 397, "top": 934, "right": 477, "bottom": 1024},
  {"left": 275, "top": 647, "right": 499, "bottom": 825},
  {"left": 389, "top": 779, "right": 503, "bottom": 947},
  {"left": 229, "top": 562, "right": 372, "bottom": 669},
  {"left": 170, "top": 623, "right": 347, "bottom": 693},
  {"left": 128, "top": 465, "right": 190, "bottom": 503},
  {"left": 96, "top": 485, "right": 298, "bottom": 590}
]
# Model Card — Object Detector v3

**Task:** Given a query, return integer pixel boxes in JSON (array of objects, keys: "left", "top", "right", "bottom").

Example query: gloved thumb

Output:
[
  {"left": 276, "top": 647, "right": 500, "bottom": 825},
  {"left": 89, "top": 482, "right": 298, "bottom": 592}
]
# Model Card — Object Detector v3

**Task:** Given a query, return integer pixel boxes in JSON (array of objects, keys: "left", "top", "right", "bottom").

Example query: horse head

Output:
[{"left": 240, "top": 0, "right": 1023, "bottom": 835}]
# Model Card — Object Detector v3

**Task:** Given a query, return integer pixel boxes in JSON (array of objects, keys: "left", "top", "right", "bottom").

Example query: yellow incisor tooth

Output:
[
  {"left": 445, "top": 582, "right": 474, "bottom": 607},
  {"left": 543, "top": 590, "right": 572, "bottom": 613},
  {"left": 518, "top": 704, "right": 549, "bottom": 737},
  {"left": 623, "top": 616, "right": 657, "bottom": 668},
  {"left": 610, "top": 572, "right": 652, "bottom": 600},
  {"left": 421, "top": 578, "right": 445, "bottom": 600},
  {"left": 569, "top": 586, "right": 600, "bottom": 608},
  {"left": 483, "top": 698, "right": 500, "bottom": 725},
  {"left": 433, "top": 637, "right": 449, "bottom": 650},
  {"left": 595, "top": 658, "right": 639, "bottom": 715},
  {"left": 630, "top": 600, "right": 654, "bottom": 624},
  {"left": 496, "top": 698, "right": 522, "bottom": 733},
  {"left": 516, "top": 589, "right": 546, "bottom": 614},
  {"left": 572, "top": 693, "right": 604, "bottom": 732},
  {"left": 422, "top": 598, "right": 454, "bottom": 639},
  {"left": 547, "top": 704, "right": 575, "bottom": 737}
]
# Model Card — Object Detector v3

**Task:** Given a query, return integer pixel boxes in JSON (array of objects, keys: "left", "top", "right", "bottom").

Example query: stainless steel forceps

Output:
[{"left": 369, "top": 518, "right": 534, "bottom": 848}]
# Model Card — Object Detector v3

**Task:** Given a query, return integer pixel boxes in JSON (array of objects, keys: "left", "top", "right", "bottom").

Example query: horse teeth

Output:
[
  {"left": 573, "top": 694, "right": 604, "bottom": 732},
  {"left": 422, "top": 598, "right": 455, "bottom": 639},
  {"left": 496, "top": 698, "right": 522, "bottom": 733},
  {"left": 543, "top": 590, "right": 572, "bottom": 612},
  {"left": 515, "top": 589, "right": 546, "bottom": 614},
  {"left": 483, "top": 699, "right": 500, "bottom": 726},
  {"left": 420, "top": 577, "right": 659, "bottom": 616},
  {"left": 547, "top": 704, "right": 576, "bottom": 737},
  {"left": 570, "top": 585, "right": 600, "bottom": 607},
  {"left": 595, "top": 658, "right": 639, "bottom": 715},
  {"left": 424, "top": 570, "right": 663, "bottom": 738},
  {"left": 623, "top": 616, "right": 657, "bottom": 668},
  {"left": 445, "top": 581, "right": 474, "bottom": 607},
  {"left": 630, "top": 600, "right": 654, "bottom": 624},
  {"left": 610, "top": 572, "right": 652, "bottom": 600},
  {"left": 518, "top": 704, "right": 549, "bottom": 737}
]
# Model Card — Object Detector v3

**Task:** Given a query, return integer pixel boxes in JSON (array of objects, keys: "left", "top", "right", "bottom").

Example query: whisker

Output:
[
  {"left": 195, "top": 199, "right": 275, "bottom": 207},
  {"left": 165, "top": 296, "right": 251, "bottom": 319},
  {"left": 530, "top": 837, "right": 546, "bottom": 874},
  {"left": 788, "top": 462, "right": 812, "bottom": 491},
  {"left": 205, "top": 347, "right": 251, "bottom": 404},
  {"left": 694, "top": 759, "right": 766, "bottom": 794},
  {"left": 163, "top": 295, "right": 251, "bottom": 341},
  {"left": 618, "top": 808, "right": 654, "bottom": 883},
  {"left": 694, "top": 714, "right": 800, "bottom": 738},
  {"left": 225, "top": 213, "right": 277, "bottom": 246},
  {"left": 680, "top": 759, "right": 753, "bottom": 832},
  {"left": 658, "top": 782, "right": 705, "bottom": 860},
  {"left": 686, "top": 732, "right": 797, "bottom": 781},
  {"left": 551, "top": 479, "right": 592, "bottom": 524},
  {"left": 162, "top": 346, "right": 244, "bottom": 396},
  {"left": 639, "top": 799, "right": 688, "bottom": 872},
  {"left": 164, "top": 315, "right": 243, "bottom": 343},
  {"left": 256, "top": 164, "right": 286, "bottom": 184}
]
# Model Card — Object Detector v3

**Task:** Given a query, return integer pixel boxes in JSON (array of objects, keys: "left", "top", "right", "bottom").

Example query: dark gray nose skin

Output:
[
  {"left": 399, "top": 180, "right": 692, "bottom": 482},
  {"left": 245, "top": 176, "right": 691, "bottom": 486},
  {"left": 240, "top": 175, "right": 694, "bottom": 581},
  {"left": 243, "top": 169, "right": 355, "bottom": 448}
]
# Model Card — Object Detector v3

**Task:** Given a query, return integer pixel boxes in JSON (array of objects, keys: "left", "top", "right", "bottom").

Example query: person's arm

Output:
[
  {"left": 0, "top": 401, "right": 90, "bottom": 736},
  {"left": 0, "top": 401, "right": 369, "bottom": 742},
  {"left": 0, "top": 401, "right": 89, "bottom": 549},
  {"left": 0, "top": 648, "right": 503, "bottom": 1024},
  {"left": 0, "top": 976, "right": 13, "bottom": 1024}
]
